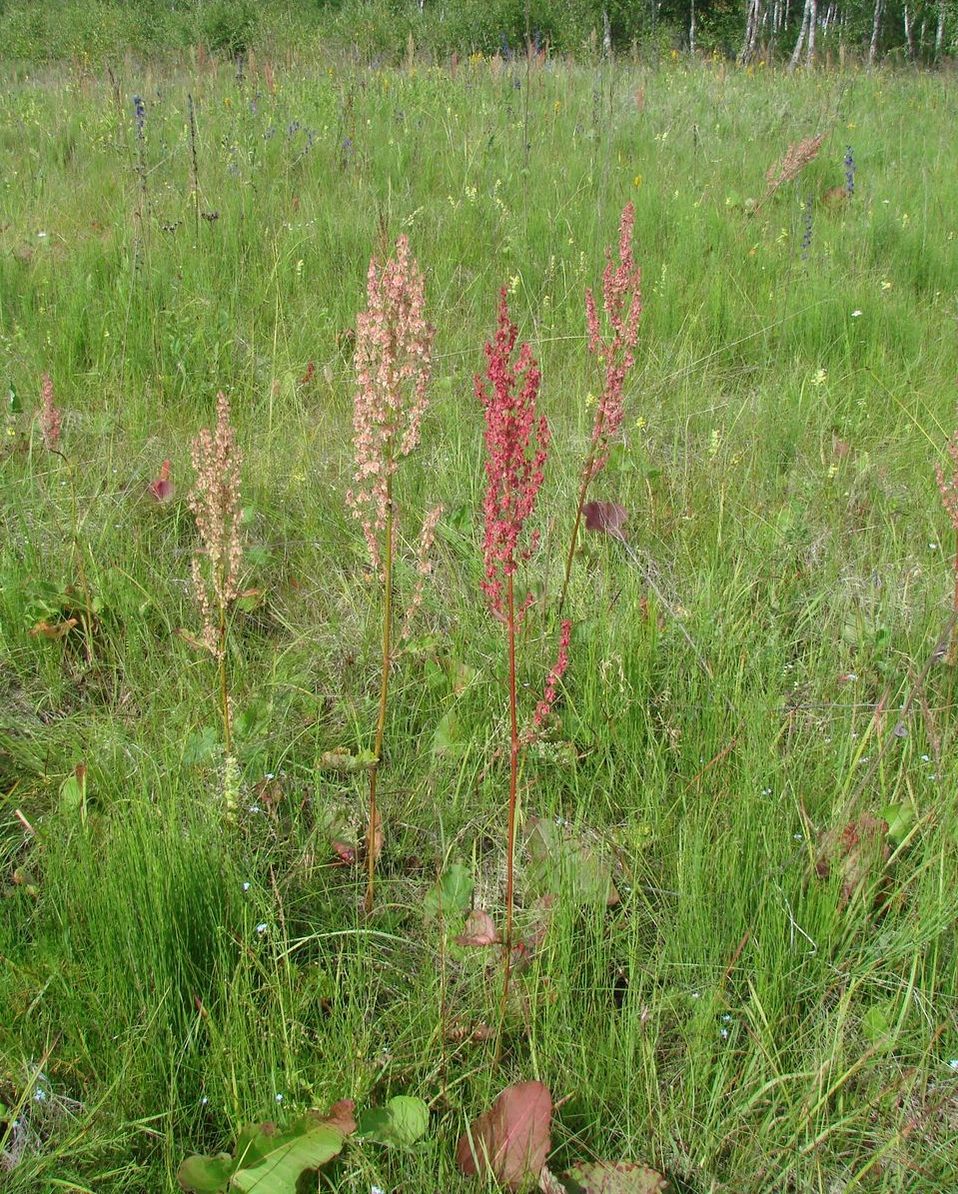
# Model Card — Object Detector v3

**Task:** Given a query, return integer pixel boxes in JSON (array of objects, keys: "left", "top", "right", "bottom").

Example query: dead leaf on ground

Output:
[
  {"left": 561, "top": 1159, "right": 670, "bottom": 1192},
  {"left": 583, "top": 500, "right": 628, "bottom": 540},
  {"left": 319, "top": 1099, "right": 357, "bottom": 1136},
  {"left": 29, "top": 618, "right": 78, "bottom": 640},
  {"left": 815, "top": 813, "right": 891, "bottom": 910},
  {"left": 455, "top": 909, "right": 501, "bottom": 947},
  {"left": 445, "top": 1020, "right": 496, "bottom": 1043},
  {"left": 456, "top": 1081, "right": 552, "bottom": 1190}
]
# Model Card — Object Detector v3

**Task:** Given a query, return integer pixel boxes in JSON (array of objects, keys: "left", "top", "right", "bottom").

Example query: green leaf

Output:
[
  {"left": 431, "top": 710, "right": 465, "bottom": 760},
  {"left": 860, "top": 1004, "right": 892, "bottom": 1047},
  {"left": 881, "top": 803, "right": 915, "bottom": 846},
  {"left": 184, "top": 726, "right": 220, "bottom": 766},
  {"left": 245, "top": 545, "right": 272, "bottom": 570},
  {"left": 317, "top": 747, "right": 378, "bottom": 773},
  {"left": 357, "top": 1095, "right": 429, "bottom": 1146},
  {"left": 177, "top": 1152, "right": 236, "bottom": 1193},
  {"left": 423, "top": 863, "right": 473, "bottom": 921},
  {"left": 234, "top": 589, "right": 266, "bottom": 613},
  {"left": 526, "top": 817, "right": 619, "bottom": 907},
  {"left": 230, "top": 1112, "right": 350, "bottom": 1192},
  {"left": 8, "top": 384, "right": 21, "bottom": 413},
  {"left": 234, "top": 701, "right": 269, "bottom": 741},
  {"left": 59, "top": 764, "right": 88, "bottom": 815}
]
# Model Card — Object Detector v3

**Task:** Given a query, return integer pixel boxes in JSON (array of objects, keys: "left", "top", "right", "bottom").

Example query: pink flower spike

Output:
[
  {"left": 188, "top": 392, "right": 244, "bottom": 658},
  {"left": 532, "top": 619, "right": 572, "bottom": 729},
  {"left": 148, "top": 459, "right": 174, "bottom": 503},
  {"left": 583, "top": 201, "right": 642, "bottom": 482},
  {"left": 347, "top": 234, "right": 435, "bottom": 571},
  {"left": 39, "top": 372, "right": 62, "bottom": 452},
  {"left": 476, "top": 290, "right": 549, "bottom": 621}
]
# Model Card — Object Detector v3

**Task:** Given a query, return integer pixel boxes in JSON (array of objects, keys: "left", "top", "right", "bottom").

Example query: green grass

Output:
[{"left": 1, "top": 51, "right": 958, "bottom": 1192}]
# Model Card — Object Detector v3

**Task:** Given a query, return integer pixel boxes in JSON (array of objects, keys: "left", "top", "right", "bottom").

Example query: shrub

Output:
[{"left": 200, "top": 0, "right": 258, "bottom": 56}]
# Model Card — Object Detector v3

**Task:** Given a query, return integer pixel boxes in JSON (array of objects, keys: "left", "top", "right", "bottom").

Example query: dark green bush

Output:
[{"left": 199, "top": 0, "right": 259, "bottom": 56}]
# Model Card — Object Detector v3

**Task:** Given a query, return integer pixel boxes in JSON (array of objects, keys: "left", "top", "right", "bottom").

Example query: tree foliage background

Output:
[{"left": 0, "top": 0, "right": 953, "bottom": 65}]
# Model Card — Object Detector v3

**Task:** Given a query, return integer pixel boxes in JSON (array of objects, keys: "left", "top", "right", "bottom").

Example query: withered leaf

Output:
[
  {"left": 582, "top": 500, "right": 628, "bottom": 539},
  {"left": 456, "top": 1081, "right": 552, "bottom": 1190}
]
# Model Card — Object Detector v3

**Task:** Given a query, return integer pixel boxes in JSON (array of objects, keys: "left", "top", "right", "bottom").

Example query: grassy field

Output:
[{"left": 1, "top": 50, "right": 958, "bottom": 1192}]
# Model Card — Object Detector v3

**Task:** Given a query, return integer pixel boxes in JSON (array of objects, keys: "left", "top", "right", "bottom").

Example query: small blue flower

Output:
[
  {"left": 132, "top": 94, "right": 146, "bottom": 136},
  {"left": 843, "top": 146, "right": 855, "bottom": 196}
]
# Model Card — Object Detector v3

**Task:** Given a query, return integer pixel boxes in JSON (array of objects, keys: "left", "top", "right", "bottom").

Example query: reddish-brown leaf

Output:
[
  {"left": 318, "top": 1098, "right": 356, "bottom": 1136},
  {"left": 148, "top": 459, "right": 174, "bottom": 502},
  {"left": 582, "top": 500, "right": 628, "bottom": 539},
  {"left": 331, "top": 840, "right": 356, "bottom": 866},
  {"left": 456, "top": 1081, "right": 552, "bottom": 1189},
  {"left": 455, "top": 909, "right": 501, "bottom": 947}
]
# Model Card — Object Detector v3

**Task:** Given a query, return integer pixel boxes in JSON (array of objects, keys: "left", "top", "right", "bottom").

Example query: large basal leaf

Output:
[
  {"left": 423, "top": 862, "right": 474, "bottom": 921},
  {"left": 177, "top": 1152, "right": 236, "bottom": 1193},
  {"left": 561, "top": 1160, "right": 669, "bottom": 1193},
  {"left": 456, "top": 1081, "right": 552, "bottom": 1190},
  {"left": 231, "top": 1103, "right": 354, "bottom": 1192},
  {"left": 357, "top": 1095, "right": 429, "bottom": 1146},
  {"left": 177, "top": 1102, "right": 355, "bottom": 1194},
  {"left": 526, "top": 817, "right": 620, "bottom": 907}
]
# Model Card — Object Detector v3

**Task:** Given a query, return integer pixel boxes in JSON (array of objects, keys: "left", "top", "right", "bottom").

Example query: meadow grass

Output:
[{"left": 1, "top": 50, "right": 957, "bottom": 1192}]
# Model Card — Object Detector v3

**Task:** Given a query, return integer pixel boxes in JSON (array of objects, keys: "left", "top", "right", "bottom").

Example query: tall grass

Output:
[{"left": 1, "top": 52, "right": 958, "bottom": 1191}]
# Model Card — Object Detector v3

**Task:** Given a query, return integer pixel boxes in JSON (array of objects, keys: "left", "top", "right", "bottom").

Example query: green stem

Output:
[
  {"left": 558, "top": 447, "right": 598, "bottom": 619},
  {"left": 58, "top": 452, "right": 95, "bottom": 667},
  {"left": 365, "top": 475, "right": 394, "bottom": 914}
]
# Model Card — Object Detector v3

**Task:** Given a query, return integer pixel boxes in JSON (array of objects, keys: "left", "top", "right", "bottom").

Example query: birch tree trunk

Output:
[
  {"left": 935, "top": 0, "right": 946, "bottom": 59},
  {"left": 689, "top": 0, "right": 697, "bottom": 54},
  {"left": 903, "top": 4, "right": 915, "bottom": 59},
  {"left": 789, "top": 0, "right": 812, "bottom": 68},
  {"left": 868, "top": 0, "right": 884, "bottom": 63},
  {"left": 807, "top": 0, "right": 818, "bottom": 62},
  {"left": 740, "top": 0, "right": 762, "bottom": 62}
]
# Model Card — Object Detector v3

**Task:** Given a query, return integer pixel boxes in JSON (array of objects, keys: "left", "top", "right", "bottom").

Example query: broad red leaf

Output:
[
  {"left": 455, "top": 909, "right": 500, "bottom": 947},
  {"left": 562, "top": 1160, "right": 669, "bottom": 1192},
  {"left": 815, "top": 813, "right": 891, "bottom": 911},
  {"left": 582, "top": 501, "right": 627, "bottom": 539},
  {"left": 148, "top": 459, "right": 174, "bottom": 502},
  {"left": 331, "top": 840, "right": 356, "bottom": 866},
  {"left": 456, "top": 1081, "right": 552, "bottom": 1189},
  {"left": 319, "top": 1099, "right": 356, "bottom": 1136}
]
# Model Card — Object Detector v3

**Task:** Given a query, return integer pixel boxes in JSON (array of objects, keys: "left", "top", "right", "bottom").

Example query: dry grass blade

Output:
[{"left": 763, "top": 132, "right": 826, "bottom": 198}]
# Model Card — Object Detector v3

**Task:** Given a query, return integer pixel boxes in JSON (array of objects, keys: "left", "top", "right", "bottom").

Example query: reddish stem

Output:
[{"left": 502, "top": 571, "right": 519, "bottom": 1012}]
